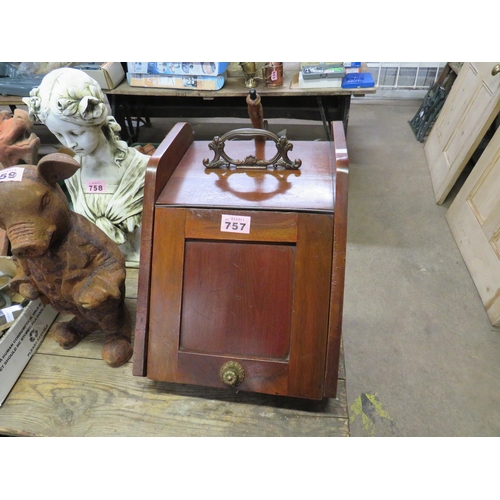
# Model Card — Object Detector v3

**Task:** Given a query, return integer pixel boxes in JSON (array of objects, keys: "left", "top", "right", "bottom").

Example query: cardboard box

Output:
[
  {"left": 75, "top": 62, "right": 125, "bottom": 90},
  {"left": 0, "top": 258, "right": 58, "bottom": 405},
  {"left": 127, "top": 73, "right": 226, "bottom": 91},
  {"left": 127, "top": 62, "right": 228, "bottom": 76}
]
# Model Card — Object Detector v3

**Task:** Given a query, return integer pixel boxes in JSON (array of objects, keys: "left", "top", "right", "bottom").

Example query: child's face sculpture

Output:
[{"left": 45, "top": 114, "right": 103, "bottom": 156}]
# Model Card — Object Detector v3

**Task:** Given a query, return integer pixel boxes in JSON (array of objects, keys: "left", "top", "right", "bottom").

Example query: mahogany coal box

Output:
[{"left": 133, "top": 122, "right": 349, "bottom": 400}]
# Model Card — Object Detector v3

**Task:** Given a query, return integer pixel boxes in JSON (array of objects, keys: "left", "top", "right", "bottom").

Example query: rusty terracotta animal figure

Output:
[
  {"left": 0, "top": 153, "right": 132, "bottom": 367},
  {"left": 0, "top": 109, "right": 40, "bottom": 168}
]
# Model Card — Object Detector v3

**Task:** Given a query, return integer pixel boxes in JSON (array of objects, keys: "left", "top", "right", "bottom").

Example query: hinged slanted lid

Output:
[{"left": 156, "top": 138, "right": 335, "bottom": 212}]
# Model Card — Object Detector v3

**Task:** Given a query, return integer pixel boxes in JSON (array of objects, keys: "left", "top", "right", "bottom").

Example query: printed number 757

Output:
[{"left": 226, "top": 221, "right": 246, "bottom": 231}]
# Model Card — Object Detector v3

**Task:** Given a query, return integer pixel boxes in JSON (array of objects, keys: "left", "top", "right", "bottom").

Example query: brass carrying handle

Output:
[
  {"left": 492, "top": 64, "right": 500, "bottom": 76},
  {"left": 203, "top": 128, "right": 302, "bottom": 170}
]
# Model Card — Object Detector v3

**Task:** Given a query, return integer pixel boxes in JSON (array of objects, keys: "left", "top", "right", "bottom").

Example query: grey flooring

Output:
[{"left": 344, "top": 100, "right": 500, "bottom": 437}]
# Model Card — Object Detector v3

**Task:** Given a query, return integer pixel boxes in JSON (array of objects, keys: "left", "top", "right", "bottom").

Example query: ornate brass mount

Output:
[
  {"left": 203, "top": 128, "right": 302, "bottom": 170},
  {"left": 220, "top": 361, "right": 245, "bottom": 387}
]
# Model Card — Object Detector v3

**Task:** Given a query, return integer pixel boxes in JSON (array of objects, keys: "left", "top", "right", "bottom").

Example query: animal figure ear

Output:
[{"left": 37, "top": 153, "right": 80, "bottom": 185}]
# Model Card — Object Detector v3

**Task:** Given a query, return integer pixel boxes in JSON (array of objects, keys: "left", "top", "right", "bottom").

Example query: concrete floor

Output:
[
  {"left": 344, "top": 100, "right": 500, "bottom": 437},
  {"left": 7, "top": 98, "right": 500, "bottom": 436},
  {"left": 133, "top": 100, "right": 500, "bottom": 436}
]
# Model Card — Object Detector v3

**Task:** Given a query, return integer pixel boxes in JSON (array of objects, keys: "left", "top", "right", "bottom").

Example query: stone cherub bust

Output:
[{"left": 23, "top": 67, "right": 149, "bottom": 267}]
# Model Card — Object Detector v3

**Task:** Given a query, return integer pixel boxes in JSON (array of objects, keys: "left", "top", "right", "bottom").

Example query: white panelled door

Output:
[
  {"left": 446, "top": 124, "right": 500, "bottom": 325},
  {"left": 425, "top": 63, "right": 500, "bottom": 204}
]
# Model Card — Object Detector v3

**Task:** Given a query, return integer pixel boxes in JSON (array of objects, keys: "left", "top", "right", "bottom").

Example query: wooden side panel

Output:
[
  {"left": 180, "top": 240, "right": 295, "bottom": 358},
  {"left": 133, "top": 123, "right": 194, "bottom": 376},
  {"left": 146, "top": 208, "right": 186, "bottom": 380},
  {"left": 324, "top": 121, "right": 349, "bottom": 398},
  {"left": 287, "top": 212, "right": 333, "bottom": 400}
]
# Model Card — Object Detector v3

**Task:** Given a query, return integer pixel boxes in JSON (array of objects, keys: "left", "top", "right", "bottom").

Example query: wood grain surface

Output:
[{"left": 0, "top": 268, "right": 348, "bottom": 437}]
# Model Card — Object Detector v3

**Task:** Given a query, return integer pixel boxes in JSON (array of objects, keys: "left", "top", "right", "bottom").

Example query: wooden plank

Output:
[
  {"left": 125, "top": 268, "right": 139, "bottom": 299},
  {"left": 324, "top": 121, "right": 349, "bottom": 398},
  {"left": 0, "top": 354, "right": 348, "bottom": 437},
  {"left": 288, "top": 213, "right": 333, "bottom": 399},
  {"left": 146, "top": 208, "right": 186, "bottom": 380},
  {"left": 133, "top": 123, "right": 194, "bottom": 376},
  {"left": 0, "top": 96, "right": 25, "bottom": 107},
  {"left": 185, "top": 209, "right": 298, "bottom": 242}
]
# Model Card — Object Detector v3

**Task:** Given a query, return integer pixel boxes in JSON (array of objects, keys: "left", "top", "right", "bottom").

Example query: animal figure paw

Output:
[
  {"left": 15, "top": 282, "right": 41, "bottom": 300},
  {"left": 53, "top": 321, "right": 89, "bottom": 349},
  {"left": 102, "top": 334, "right": 133, "bottom": 367},
  {"left": 78, "top": 280, "right": 122, "bottom": 310}
]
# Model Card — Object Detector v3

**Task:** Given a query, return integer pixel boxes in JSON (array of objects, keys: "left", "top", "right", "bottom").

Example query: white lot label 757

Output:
[{"left": 220, "top": 214, "right": 251, "bottom": 234}]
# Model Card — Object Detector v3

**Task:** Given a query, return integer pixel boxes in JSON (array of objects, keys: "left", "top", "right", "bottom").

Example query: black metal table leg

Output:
[
  {"left": 317, "top": 96, "right": 332, "bottom": 141},
  {"left": 339, "top": 95, "right": 351, "bottom": 135}
]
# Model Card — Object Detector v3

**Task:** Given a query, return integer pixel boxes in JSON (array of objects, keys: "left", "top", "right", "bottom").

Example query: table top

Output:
[
  {"left": 0, "top": 95, "right": 25, "bottom": 106},
  {"left": 1, "top": 75, "right": 376, "bottom": 110},
  {"left": 1, "top": 74, "right": 376, "bottom": 107},
  {"left": 106, "top": 74, "right": 377, "bottom": 98}
]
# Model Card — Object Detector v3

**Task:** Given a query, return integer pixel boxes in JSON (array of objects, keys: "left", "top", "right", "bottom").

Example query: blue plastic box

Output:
[{"left": 341, "top": 72, "right": 375, "bottom": 89}]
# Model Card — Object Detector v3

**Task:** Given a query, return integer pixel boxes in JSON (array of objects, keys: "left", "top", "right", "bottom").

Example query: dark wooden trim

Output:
[
  {"left": 288, "top": 212, "right": 333, "bottom": 400},
  {"left": 145, "top": 207, "right": 187, "bottom": 380},
  {"left": 324, "top": 121, "right": 349, "bottom": 398},
  {"left": 132, "top": 123, "right": 194, "bottom": 376}
]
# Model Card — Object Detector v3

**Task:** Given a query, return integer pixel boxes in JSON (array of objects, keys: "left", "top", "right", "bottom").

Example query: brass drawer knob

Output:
[{"left": 220, "top": 361, "right": 245, "bottom": 387}]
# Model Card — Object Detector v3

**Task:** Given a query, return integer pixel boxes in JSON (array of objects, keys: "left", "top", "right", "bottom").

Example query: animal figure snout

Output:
[{"left": 7, "top": 221, "right": 51, "bottom": 258}]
